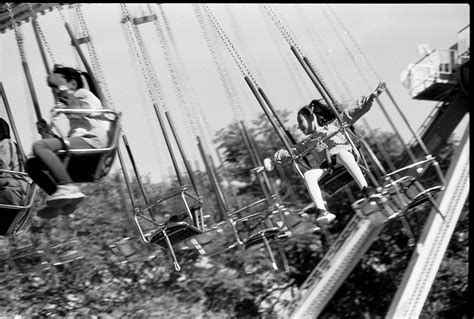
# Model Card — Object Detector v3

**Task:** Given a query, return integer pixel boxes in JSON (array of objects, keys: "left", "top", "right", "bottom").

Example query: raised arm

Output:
[{"left": 341, "top": 81, "right": 386, "bottom": 124}]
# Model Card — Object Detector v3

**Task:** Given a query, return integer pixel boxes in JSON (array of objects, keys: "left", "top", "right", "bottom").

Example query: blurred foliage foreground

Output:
[{"left": 0, "top": 114, "right": 469, "bottom": 318}]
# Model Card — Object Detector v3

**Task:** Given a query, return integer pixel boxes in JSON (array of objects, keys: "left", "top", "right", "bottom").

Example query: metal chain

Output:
[
  {"left": 55, "top": 3, "right": 67, "bottom": 23},
  {"left": 259, "top": 5, "right": 313, "bottom": 103},
  {"left": 294, "top": 4, "right": 354, "bottom": 103},
  {"left": 28, "top": 3, "right": 56, "bottom": 65},
  {"left": 326, "top": 5, "right": 382, "bottom": 82},
  {"left": 193, "top": 4, "right": 246, "bottom": 156},
  {"left": 201, "top": 4, "right": 259, "bottom": 89},
  {"left": 321, "top": 5, "right": 372, "bottom": 91},
  {"left": 6, "top": 3, "right": 27, "bottom": 63},
  {"left": 263, "top": 4, "right": 338, "bottom": 103},
  {"left": 194, "top": 5, "right": 243, "bottom": 123},
  {"left": 153, "top": 5, "right": 200, "bottom": 139},
  {"left": 131, "top": 17, "right": 166, "bottom": 111},
  {"left": 73, "top": 4, "right": 116, "bottom": 110},
  {"left": 122, "top": 5, "right": 167, "bottom": 111},
  {"left": 120, "top": 6, "right": 155, "bottom": 103}
]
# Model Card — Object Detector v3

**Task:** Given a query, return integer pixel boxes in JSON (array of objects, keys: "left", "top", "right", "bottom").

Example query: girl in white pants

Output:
[{"left": 272, "top": 82, "right": 385, "bottom": 227}]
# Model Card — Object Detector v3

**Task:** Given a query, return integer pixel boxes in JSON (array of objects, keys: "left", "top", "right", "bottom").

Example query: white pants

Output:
[{"left": 303, "top": 150, "right": 368, "bottom": 210}]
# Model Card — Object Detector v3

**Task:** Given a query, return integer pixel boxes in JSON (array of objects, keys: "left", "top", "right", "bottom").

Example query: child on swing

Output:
[
  {"left": 0, "top": 118, "right": 25, "bottom": 207},
  {"left": 25, "top": 64, "right": 108, "bottom": 219},
  {"left": 270, "top": 82, "right": 386, "bottom": 227}
]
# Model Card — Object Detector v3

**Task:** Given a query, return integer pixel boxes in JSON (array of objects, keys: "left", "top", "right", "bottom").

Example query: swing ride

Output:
[{"left": 0, "top": 3, "right": 469, "bottom": 318}]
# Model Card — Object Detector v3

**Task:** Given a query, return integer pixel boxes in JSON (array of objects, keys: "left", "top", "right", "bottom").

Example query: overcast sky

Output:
[{"left": 0, "top": 3, "right": 469, "bottom": 182}]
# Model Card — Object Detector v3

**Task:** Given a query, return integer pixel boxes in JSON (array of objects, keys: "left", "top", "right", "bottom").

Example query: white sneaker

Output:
[
  {"left": 46, "top": 184, "right": 85, "bottom": 208},
  {"left": 315, "top": 209, "right": 336, "bottom": 227}
]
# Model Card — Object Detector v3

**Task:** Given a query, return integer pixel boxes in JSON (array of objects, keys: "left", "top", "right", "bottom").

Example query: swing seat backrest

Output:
[
  {"left": 54, "top": 109, "right": 122, "bottom": 183},
  {"left": 0, "top": 170, "right": 37, "bottom": 237}
]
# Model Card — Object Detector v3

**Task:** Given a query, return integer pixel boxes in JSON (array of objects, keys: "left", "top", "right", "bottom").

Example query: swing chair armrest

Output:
[
  {"left": 52, "top": 108, "right": 121, "bottom": 119},
  {"left": 383, "top": 157, "right": 436, "bottom": 180},
  {"left": 295, "top": 124, "right": 351, "bottom": 158},
  {"left": 55, "top": 145, "right": 117, "bottom": 156},
  {"left": 0, "top": 169, "right": 31, "bottom": 180},
  {"left": 230, "top": 198, "right": 269, "bottom": 217}
]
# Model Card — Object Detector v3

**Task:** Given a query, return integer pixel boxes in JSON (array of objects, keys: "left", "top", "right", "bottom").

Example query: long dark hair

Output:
[
  {"left": 52, "top": 64, "right": 99, "bottom": 98},
  {"left": 298, "top": 99, "right": 342, "bottom": 127},
  {"left": 0, "top": 118, "right": 11, "bottom": 141}
]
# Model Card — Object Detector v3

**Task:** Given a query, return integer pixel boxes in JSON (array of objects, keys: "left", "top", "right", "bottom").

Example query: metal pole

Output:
[
  {"left": 257, "top": 87, "right": 312, "bottom": 168},
  {"left": 244, "top": 77, "right": 293, "bottom": 153},
  {"left": 375, "top": 97, "right": 417, "bottom": 163},
  {"left": 0, "top": 83, "right": 26, "bottom": 167},
  {"left": 152, "top": 104, "right": 184, "bottom": 187},
  {"left": 121, "top": 135, "right": 150, "bottom": 208},
  {"left": 196, "top": 136, "right": 227, "bottom": 221},
  {"left": 386, "top": 88, "right": 433, "bottom": 157},
  {"left": 165, "top": 111, "right": 200, "bottom": 196}
]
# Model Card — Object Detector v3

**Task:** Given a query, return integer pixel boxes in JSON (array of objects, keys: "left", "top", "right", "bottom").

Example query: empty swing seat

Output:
[
  {"left": 148, "top": 222, "right": 202, "bottom": 248},
  {"left": 9, "top": 245, "right": 50, "bottom": 274},
  {"left": 110, "top": 237, "right": 158, "bottom": 264},
  {"left": 244, "top": 227, "right": 281, "bottom": 249},
  {"left": 52, "top": 108, "right": 122, "bottom": 183}
]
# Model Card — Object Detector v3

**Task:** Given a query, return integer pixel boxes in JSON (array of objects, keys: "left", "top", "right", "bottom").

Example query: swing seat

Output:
[
  {"left": 0, "top": 171, "right": 37, "bottom": 237},
  {"left": 48, "top": 240, "right": 83, "bottom": 266},
  {"left": 110, "top": 237, "right": 158, "bottom": 264},
  {"left": 183, "top": 220, "right": 239, "bottom": 256},
  {"left": 405, "top": 185, "right": 443, "bottom": 210},
  {"left": 148, "top": 222, "right": 202, "bottom": 248},
  {"left": 282, "top": 210, "right": 319, "bottom": 236},
  {"left": 319, "top": 164, "right": 357, "bottom": 196},
  {"left": 245, "top": 227, "right": 280, "bottom": 249},
  {"left": 352, "top": 195, "right": 397, "bottom": 225},
  {"left": 9, "top": 245, "right": 49, "bottom": 274},
  {"left": 52, "top": 109, "right": 122, "bottom": 183}
]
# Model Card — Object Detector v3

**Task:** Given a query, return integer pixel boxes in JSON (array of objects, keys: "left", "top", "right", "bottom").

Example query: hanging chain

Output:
[
  {"left": 153, "top": 5, "right": 200, "bottom": 138},
  {"left": 120, "top": 4, "right": 166, "bottom": 111},
  {"left": 120, "top": 5, "right": 158, "bottom": 107},
  {"left": 28, "top": 3, "right": 56, "bottom": 66},
  {"left": 263, "top": 4, "right": 338, "bottom": 103},
  {"left": 258, "top": 5, "right": 313, "bottom": 103},
  {"left": 326, "top": 5, "right": 382, "bottom": 83},
  {"left": 193, "top": 4, "right": 245, "bottom": 155},
  {"left": 194, "top": 4, "right": 243, "bottom": 123},
  {"left": 6, "top": 3, "right": 27, "bottom": 63},
  {"left": 73, "top": 4, "right": 116, "bottom": 110},
  {"left": 201, "top": 4, "right": 259, "bottom": 89},
  {"left": 55, "top": 3, "right": 67, "bottom": 23},
  {"left": 321, "top": 5, "right": 372, "bottom": 91},
  {"left": 294, "top": 4, "right": 354, "bottom": 103}
]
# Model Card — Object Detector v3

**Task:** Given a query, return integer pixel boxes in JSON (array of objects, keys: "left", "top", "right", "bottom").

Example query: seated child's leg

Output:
[
  {"left": 25, "top": 157, "right": 57, "bottom": 195},
  {"left": 32, "top": 138, "right": 73, "bottom": 185},
  {"left": 303, "top": 169, "right": 326, "bottom": 209},
  {"left": 336, "top": 150, "right": 367, "bottom": 190}
]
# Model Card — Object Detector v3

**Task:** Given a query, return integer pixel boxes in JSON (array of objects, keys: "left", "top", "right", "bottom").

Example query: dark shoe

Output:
[
  {"left": 315, "top": 209, "right": 336, "bottom": 227},
  {"left": 361, "top": 186, "right": 381, "bottom": 198},
  {"left": 37, "top": 206, "right": 62, "bottom": 219}
]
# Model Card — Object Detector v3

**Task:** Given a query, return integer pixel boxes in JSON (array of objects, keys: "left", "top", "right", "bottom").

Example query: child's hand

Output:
[
  {"left": 263, "top": 158, "right": 274, "bottom": 171},
  {"left": 36, "top": 119, "right": 54, "bottom": 139},
  {"left": 373, "top": 81, "right": 386, "bottom": 97},
  {"left": 47, "top": 74, "right": 67, "bottom": 89},
  {"left": 273, "top": 149, "right": 292, "bottom": 165}
]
